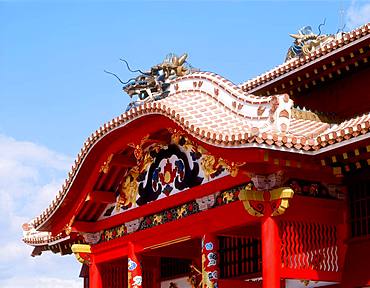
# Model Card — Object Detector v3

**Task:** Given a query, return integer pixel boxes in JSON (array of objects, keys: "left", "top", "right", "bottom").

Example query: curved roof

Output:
[
  {"left": 23, "top": 71, "right": 370, "bottom": 240},
  {"left": 23, "top": 24, "right": 370, "bottom": 248}
]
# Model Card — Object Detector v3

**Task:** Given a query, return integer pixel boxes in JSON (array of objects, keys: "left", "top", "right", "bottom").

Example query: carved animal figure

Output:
[
  {"left": 123, "top": 53, "right": 190, "bottom": 105},
  {"left": 106, "top": 53, "right": 196, "bottom": 110},
  {"left": 285, "top": 26, "right": 336, "bottom": 61},
  {"left": 152, "top": 53, "right": 189, "bottom": 79}
]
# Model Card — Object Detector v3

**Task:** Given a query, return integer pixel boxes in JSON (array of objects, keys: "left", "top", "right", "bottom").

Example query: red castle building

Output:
[{"left": 23, "top": 23, "right": 370, "bottom": 288}]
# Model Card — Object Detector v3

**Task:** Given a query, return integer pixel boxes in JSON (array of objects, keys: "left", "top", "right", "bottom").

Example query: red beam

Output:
[
  {"left": 73, "top": 173, "right": 248, "bottom": 233},
  {"left": 84, "top": 204, "right": 102, "bottom": 222},
  {"left": 87, "top": 191, "right": 116, "bottom": 204},
  {"left": 281, "top": 268, "right": 341, "bottom": 282},
  {"left": 281, "top": 196, "right": 344, "bottom": 224},
  {"left": 101, "top": 167, "right": 122, "bottom": 191},
  {"left": 110, "top": 154, "right": 136, "bottom": 168},
  {"left": 74, "top": 187, "right": 345, "bottom": 235},
  {"left": 91, "top": 201, "right": 256, "bottom": 263}
]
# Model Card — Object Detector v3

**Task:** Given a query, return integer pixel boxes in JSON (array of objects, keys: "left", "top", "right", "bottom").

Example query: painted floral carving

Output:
[
  {"left": 99, "top": 185, "right": 243, "bottom": 243},
  {"left": 99, "top": 177, "right": 341, "bottom": 243},
  {"left": 287, "top": 179, "right": 339, "bottom": 199},
  {"left": 137, "top": 144, "right": 203, "bottom": 205},
  {"left": 101, "top": 129, "right": 243, "bottom": 218}
]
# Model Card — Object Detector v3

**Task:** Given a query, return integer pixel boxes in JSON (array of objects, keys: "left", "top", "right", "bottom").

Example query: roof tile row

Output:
[
  {"left": 27, "top": 72, "right": 370, "bottom": 234},
  {"left": 240, "top": 23, "right": 370, "bottom": 91}
]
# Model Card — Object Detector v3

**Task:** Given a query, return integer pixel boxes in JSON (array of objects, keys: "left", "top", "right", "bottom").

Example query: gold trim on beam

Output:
[
  {"left": 272, "top": 198, "right": 291, "bottom": 217},
  {"left": 239, "top": 184, "right": 294, "bottom": 217},
  {"left": 270, "top": 187, "right": 294, "bottom": 201},
  {"left": 71, "top": 244, "right": 91, "bottom": 265},
  {"left": 99, "top": 154, "right": 113, "bottom": 174},
  {"left": 144, "top": 236, "right": 191, "bottom": 250}
]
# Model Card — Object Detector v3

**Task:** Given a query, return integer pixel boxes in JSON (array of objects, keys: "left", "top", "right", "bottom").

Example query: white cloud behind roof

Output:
[
  {"left": 0, "top": 277, "right": 81, "bottom": 288},
  {"left": 346, "top": 1, "right": 370, "bottom": 29},
  {"left": 0, "top": 134, "right": 82, "bottom": 287}
]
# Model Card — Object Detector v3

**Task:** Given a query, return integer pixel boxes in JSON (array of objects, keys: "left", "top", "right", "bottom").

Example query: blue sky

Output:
[{"left": 0, "top": 1, "right": 369, "bottom": 287}]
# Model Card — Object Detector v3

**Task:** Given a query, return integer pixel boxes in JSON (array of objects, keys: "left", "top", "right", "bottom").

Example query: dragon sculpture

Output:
[
  {"left": 285, "top": 25, "right": 339, "bottom": 61},
  {"left": 106, "top": 53, "right": 196, "bottom": 111}
]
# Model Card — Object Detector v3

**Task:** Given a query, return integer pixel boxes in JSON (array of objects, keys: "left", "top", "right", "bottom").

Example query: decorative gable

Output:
[{"left": 99, "top": 129, "right": 243, "bottom": 219}]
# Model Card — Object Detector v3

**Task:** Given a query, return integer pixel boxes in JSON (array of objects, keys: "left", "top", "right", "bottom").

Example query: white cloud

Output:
[
  {"left": 0, "top": 242, "right": 29, "bottom": 263},
  {"left": 0, "top": 134, "right": 82, "bottom": 287},
  {"left": 346, "top": 1, "right": 370, "bottom": 29},
  {"left": 0, "top": 277, "right": 82, "bottom": 288},
  {"left": 0, "top": 134, "right": 73, "bottom": 230}
]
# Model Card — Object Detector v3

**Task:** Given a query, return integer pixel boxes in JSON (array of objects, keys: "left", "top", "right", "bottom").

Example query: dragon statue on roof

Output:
[
  {"left": 285, "top": 24, "right": 340, "bottom": 61},
  {"left": 105, "top": 53, "right": 196, "bottom": 111}
]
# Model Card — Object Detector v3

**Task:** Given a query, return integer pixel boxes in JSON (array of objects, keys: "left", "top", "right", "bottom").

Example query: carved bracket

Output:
[
  {"left": 71, "top": 244, "right": 91, "bottom": 265},
  {"left": 239, "top": 172, "right": 294, "bottom": 217}
]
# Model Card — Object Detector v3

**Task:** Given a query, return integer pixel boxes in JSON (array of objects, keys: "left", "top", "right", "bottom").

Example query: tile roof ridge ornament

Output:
[
  {"left": 269, "top": 94, "right": 294, "bottom": 133},
  {"left": 106, "top": 53, "right": 199, "bottom": 111},
  {"left": 285, "top": 24, "right": 341, "bottom": 61},
  {"left": 240, "top": 23, "right": 370, "bottom": 92}
]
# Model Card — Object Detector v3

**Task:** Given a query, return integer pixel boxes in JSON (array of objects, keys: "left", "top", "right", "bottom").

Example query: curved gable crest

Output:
[{"left": 100, "top": 129, "right": 243, "bottom": 219}]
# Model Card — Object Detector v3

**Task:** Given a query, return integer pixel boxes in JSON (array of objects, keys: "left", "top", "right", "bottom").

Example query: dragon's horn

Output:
[
  {"left": 172, "top": 55, "right": 179, "bottom": 65},
  {"left": 289, "top": 33, "right": 302, "bottom": 39},
  {"left": 178, "top": 53, "right": 188, "bottom": 65}
]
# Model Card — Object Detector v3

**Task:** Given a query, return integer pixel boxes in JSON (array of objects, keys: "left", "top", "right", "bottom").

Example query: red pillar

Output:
[
  {"left": 201, "top": 234, "right": 219, "bottom": 288},
  {"left": 89, "top": 255, "right": 102, "bottom": 288},
  {"left": 128, "top": 242, "right": 143, "bottom": 288},
  {"left": 261, "top": 216, "right": 281, "bottom": 288}
]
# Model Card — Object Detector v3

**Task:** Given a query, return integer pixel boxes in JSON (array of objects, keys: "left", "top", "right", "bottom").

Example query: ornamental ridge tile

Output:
[{"left": 240, "top": 23, "right": 370, "bottom": 92}]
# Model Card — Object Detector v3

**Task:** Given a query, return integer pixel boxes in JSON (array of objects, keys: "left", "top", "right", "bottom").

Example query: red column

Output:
[
  {"left": 261, "top": 216, "right": 281, "bottom": 288},
  {"left": 89, "top": 255, "right": 102, "bottom": 288},
  {"left": 201, "top": 234, "right": 219, "bottom": 288},
  {"left": 128, "top": 242, "right": 143, "bottom": 288}
]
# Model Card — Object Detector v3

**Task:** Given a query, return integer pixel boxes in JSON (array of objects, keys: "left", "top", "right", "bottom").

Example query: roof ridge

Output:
[
  {"left": 27, "top": 66, "right": 370, "bottom": 236},
  {"left": 240, "top": 22, "right": 370, "bottom": 92}
]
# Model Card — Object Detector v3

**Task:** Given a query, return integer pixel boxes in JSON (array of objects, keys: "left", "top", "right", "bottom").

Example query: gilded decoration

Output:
[
  {"left": 100, "top": 185, "right": 241, "bottom": 243},
  {"left": 98, "top": 177, "right": 339, "bottom": 243},
  {"left": 239, "top": 184, "right": 294, "bottom": 217},
  {"left": 238, "top": 174, "right": 343, "bottom": 217},
  {"left": 99, "top": 154, "right": 113, "bottom": 174},
  {"left": 116, "top": 167, "right": 140, "bottom": 210},
  {"left": 239, "top": 172, "right": 294, "bottom": 217},
  {"left": 285, "top": 24, "right": 339, "bottom": 61},
  {"left": 71, "top": 244, "right": 91, "bottom": 265},
  {"left": 102, "top": 129, "right": 243, "bottom": 218}
]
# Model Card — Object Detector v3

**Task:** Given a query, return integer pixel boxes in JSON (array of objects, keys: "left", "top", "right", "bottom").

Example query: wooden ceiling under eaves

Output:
[
  {"left": 75, "top": 129, "right": 172, "bottom": 222},
  {"left": 247, "top": 36, "right": 370, "bottom": 121}
]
